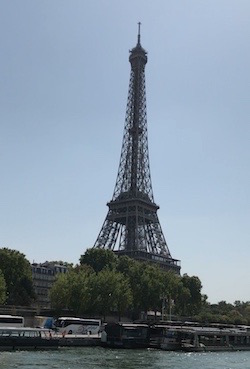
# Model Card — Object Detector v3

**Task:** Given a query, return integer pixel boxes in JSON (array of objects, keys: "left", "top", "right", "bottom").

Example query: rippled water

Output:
[{"left": 0, "top": 347, "right": 249, "bottom": 369}]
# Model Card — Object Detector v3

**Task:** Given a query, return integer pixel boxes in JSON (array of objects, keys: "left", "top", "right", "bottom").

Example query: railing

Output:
[{"left": 115, "top": 250, "right": 181, "bottom": 268}]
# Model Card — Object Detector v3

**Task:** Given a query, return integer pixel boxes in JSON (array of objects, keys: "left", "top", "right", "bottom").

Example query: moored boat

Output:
[
  {"left": 149, "top": 324, "right": 182, "bottom": 350},
  {"left": 149, "top": 322, "right": 250, "bottom": 352},
  {"left": 0, "top": 327, "right": 59, "bottom": 350},
  {"left": 180, "top": 326, "right": 250, "bottom": 352},
  {"left": 103, "top": 323, "right": 150, "bottom": 348}
]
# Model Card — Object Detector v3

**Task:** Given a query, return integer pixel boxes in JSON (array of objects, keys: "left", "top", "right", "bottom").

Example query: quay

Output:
[{"left": 1, "top": 315, "right": 250, "bottom": 352}]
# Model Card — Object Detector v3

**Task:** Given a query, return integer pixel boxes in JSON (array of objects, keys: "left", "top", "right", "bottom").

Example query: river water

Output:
[{"left": 0, "top": 347, "right": 249, "bottom": 369}]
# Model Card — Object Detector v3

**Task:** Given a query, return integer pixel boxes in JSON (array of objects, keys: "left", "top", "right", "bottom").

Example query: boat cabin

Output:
[{"left": 103, "top": 323, "right": 150, "bottom": 348}]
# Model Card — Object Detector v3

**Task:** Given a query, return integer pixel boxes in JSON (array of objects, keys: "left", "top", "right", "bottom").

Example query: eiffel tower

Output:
[{"left": 94, "top": 24, "right": 180, "bottom": 273}]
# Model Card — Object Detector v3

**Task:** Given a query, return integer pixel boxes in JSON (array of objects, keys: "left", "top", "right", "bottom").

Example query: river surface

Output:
[{"left": 0, "top": 347, "right": 249, "bottom": 369}]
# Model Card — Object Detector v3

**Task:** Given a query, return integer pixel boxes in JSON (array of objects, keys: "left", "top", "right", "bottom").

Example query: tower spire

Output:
[
  {"left": 137, "top": 21, "right": 141, "bottom": 46},
  {"left": 93, "top": 28, "right": 180, "bottom": 273}
]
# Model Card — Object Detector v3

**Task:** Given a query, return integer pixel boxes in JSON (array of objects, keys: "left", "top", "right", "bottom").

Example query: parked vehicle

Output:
[
  {"left": 34, "top": 316, "right": 54, "bottom": 329},
  {"left": 0, "top": 315, "right": 24, "bottom": 328},
  {"left": 54, "top": 317, "right": 101, "bottom": 335}
]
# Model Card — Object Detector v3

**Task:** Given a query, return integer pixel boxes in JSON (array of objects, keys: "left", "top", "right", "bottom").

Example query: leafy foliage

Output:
[
  {"left": 80, "top": 248, "right": 117, "bottom": 273},
  {"left": 0, "top": 269, "right": 6, "bottom": 304},
  {"left": 2, "top": 246, "right": 248, "bottom": 324},
  {"left": 196, "top": 300, "right": 250, "bottom": 325},
  {"left": 50, "top": 266, "right": 94, "bottom": 314},
  {"left": 175, "top": 274, "right": 202, "bottom": 316},
  {"left": 50, "top": 248, "right": 203, "bottom": 320},
  {"left": 87, "top": 269, "right": 132, "bottom": 319},
  {"left": 0, "top": 248, "right": 35, "bottom": 305}
]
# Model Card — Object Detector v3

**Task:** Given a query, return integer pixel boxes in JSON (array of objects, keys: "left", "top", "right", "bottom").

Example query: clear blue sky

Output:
[{"left": 1, "top": 0, "right": 249, "bottom": 304}]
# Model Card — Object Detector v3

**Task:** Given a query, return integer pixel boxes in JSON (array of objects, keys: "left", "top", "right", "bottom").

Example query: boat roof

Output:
[
  {"left": 179, "top": 326, "right": 250, "bottom": 335},
  {"left": 0, "top": 327, "right": 50, "bottom": 331},
  {"left": 57, "top": 317, "right": 100, "bottom": 321},
  {"left": 150, "top": 324, "right": 250, "bottom": 335},
  {"left": 107, "top": 323, "right": 149, "bottom": 328},
  {"left": 0, "top": 314, "right": 23, "bottom": 318}
]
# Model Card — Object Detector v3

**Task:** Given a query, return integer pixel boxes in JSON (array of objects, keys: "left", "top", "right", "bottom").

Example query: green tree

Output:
[
  {"left": 0, "top": 269, "right": 6, "bottom": 304},
  {"left": 80, "top": 248, "right": 117, "bottom": 273},
  {"left": 244, "top": 305, "right": 250, "bottom": 324},
  {"left": 161, "top": 270, "right": 182, "bottom": 298},
  {"left": 227, "top": 310, "right": 246, "bottom": 325},
  {"left": 174, "top": 282, "right": 192, "bottom": 316},
  {"left": 0, "top": 248, "right": 35, "bottom": 305},
  {"left": 160, "top": 271, "right": 182, "bottom": 319},
  {"left": 117, "top": 258, "right": 182, "bottom": 319},
  {"left": 87, "top": 269, "right": 132, "bottom": 320},
  {"left": 139, "top": 264, "right": 164, "bottom": 314},
  {"left": 50, "top": 272, "right": 70, "bottom": 312},
  {"left": 115, "top": 275, "right": 133, "bottom": 320},
  {"left": 122, "top": 262, "right": 146, "bottom": 316},
  {"left": 178, "top": 274, "right": 203, "bottom": 316},
  {"left": 118, "top": 261, "right": 164, "bottom": 318},
  {"left": 50, "top": 266, "right": 93, "bottom": 314},
  {"left": 197, "top": 300, "right": 250, "bottom": 325},
  {"left": 216, "top": 300, "right": 234, "bottom": 314},
  {"left": 116, "top": 255, "right": 137, "bottom": 276}
]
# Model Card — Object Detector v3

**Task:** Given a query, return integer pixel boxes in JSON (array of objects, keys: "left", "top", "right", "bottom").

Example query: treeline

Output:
[
  {"left": 196, "top": 300, "right": 250, "bottom": 325},
  {"left": 50, "top": 248, "right": 203, "bottom": 319},
  {"left": 0, "top": 247, "right": 249, "bottom": 324}
]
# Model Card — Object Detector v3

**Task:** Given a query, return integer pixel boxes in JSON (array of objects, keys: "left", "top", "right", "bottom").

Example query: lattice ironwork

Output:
[{"left": 94, "top": 25, "right": 180, "bottom": 273}]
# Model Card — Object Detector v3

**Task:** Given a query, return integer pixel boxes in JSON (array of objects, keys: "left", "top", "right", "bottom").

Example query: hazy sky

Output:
[{"left": 1, "top": 0, "right": 249, "bottom": 304}]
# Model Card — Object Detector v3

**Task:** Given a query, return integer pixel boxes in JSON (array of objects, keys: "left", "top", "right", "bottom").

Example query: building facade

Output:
[{"left": 32, "top": 261, "right": 67, "bottom": 309}]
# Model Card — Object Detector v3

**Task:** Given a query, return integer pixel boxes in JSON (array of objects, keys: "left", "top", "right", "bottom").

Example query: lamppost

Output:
[
  {"left": 161, "top": 294, "right": 174, "bottom": 321},
  {"left": 160, "top": 294, "right": 166, "bottom": 321},
  {"left": 169, "top": 295, "right": 172, "bottom": 322}
]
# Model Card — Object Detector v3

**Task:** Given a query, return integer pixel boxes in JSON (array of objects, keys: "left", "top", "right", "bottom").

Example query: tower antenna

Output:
[{"left": 137, "top": 21, "right": 141, "bottom": 45}]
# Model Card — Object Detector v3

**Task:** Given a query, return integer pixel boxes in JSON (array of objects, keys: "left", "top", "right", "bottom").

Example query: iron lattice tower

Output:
[{"left": 94, "top": 25, "right": 180, "bottom": 273}]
